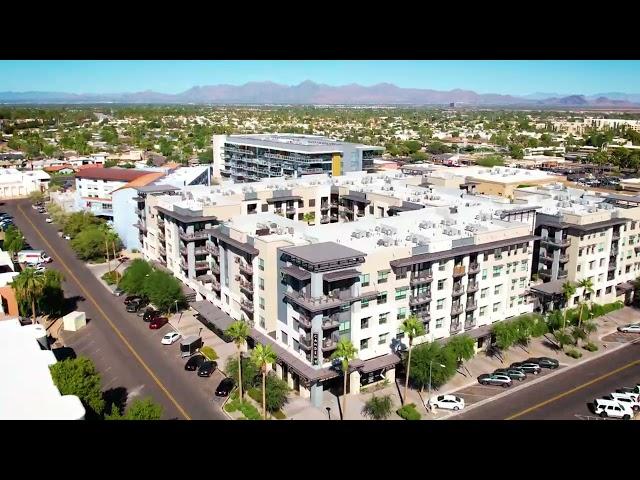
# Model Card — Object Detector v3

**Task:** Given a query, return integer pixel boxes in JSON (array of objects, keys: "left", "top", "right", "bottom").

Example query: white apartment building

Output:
[
  {"left": 585, "top": 117, "right": 640, "bottom": 133},
  {"left": 0, "top": 168, "right": 50, "bottom": 199}
]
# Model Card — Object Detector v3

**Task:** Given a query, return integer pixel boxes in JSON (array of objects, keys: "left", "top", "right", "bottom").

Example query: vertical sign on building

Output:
[{"left": 312, "top": 332, "right": 319, "bottom": 366}]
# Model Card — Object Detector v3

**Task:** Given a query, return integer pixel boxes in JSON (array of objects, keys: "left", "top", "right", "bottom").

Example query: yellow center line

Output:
[
  {"left": 18, "top": 204, "right": 192, "bottom": 420},
  {"left": 506, "top": 359, "right": 640, "bottom": 420}
]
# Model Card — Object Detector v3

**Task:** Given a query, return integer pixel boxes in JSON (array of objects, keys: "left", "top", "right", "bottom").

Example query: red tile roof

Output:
[{"left": 75, "top": 167, "right": 151, "bottom": 182}]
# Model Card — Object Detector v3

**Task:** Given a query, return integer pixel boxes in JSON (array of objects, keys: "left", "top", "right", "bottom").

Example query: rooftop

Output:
[
  {"left": 76, "top": 167, "right": 151, "bottom": 182},
  {"left": 225, "top": 134, "right": 384, "bottom": 154}
]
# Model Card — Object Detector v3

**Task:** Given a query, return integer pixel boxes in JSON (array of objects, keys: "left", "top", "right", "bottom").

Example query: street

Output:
[
  {"left": 4, "top": 199, "right": 227, "bottom": 420},
  {"left": 452, "top": 340, "right": 640, "bottom": 420}
]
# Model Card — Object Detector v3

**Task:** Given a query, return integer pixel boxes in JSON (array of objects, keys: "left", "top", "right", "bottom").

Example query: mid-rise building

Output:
[{"left": 0, "top": 168, "right": 50, "bottom": 199}]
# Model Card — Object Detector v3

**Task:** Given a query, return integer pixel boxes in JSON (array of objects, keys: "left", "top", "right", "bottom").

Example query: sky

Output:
[{"left": 0, "top": 60, "right": 638, "bottom": 96}]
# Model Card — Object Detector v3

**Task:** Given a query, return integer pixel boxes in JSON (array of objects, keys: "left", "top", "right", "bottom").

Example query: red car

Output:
[{"left": 149, "top": 317, "right": 168, "bottom": 329}]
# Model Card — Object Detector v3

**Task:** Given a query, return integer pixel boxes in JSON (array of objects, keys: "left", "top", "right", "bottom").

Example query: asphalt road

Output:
[
  {"left": 3, "top": 199, "right": 227, "bottom": 420},
  {"left": 452, "top": 340, "right": 640, "bottom": 420}
]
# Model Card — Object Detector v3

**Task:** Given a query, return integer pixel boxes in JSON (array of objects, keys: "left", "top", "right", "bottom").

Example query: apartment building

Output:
[
  {"left": 0, "top": 168, "right": 50, "bottom": 199},
  {"left": 212, "top": 134, "right": 384, "bottom": 182},
  {"left": 585, "top": 117, "right": 640, "bottom": 133}
]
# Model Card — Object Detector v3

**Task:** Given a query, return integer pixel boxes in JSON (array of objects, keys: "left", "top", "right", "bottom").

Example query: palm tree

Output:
[
  {"left": 561, "top": 281, "right": 576, "bottom": 329},
  {"left": 576, "top": 278, "right": 594, "bottom": 327},
  {"left": 250, "top": 343, "right": 277, "bottom": 420},
  {"left": 12, "top": 268, "right": 46, "bottom": 325},
  {"left": 552, "top": 329, "right": 573, "bottom": 351},
  {"left": 330, "top": 338, "right": 357, "bottom": 420},
  {"left": 399, "top": 315, "right": 426, "bottom": 405},
  {"left": 225, "top": 321, "right": 250, "bottom": 402}
]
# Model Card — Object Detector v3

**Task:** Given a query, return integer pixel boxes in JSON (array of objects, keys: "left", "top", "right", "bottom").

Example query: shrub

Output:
[
  {"left": 247, "top": 387, "right": 262, "bottom": 404},
  {"left": 272, "top": 409, "right": 286, "bottom": 420},
  {"left": 200, "top": 346, "right": 218, "bottom": 361},
  {"left": 362, "top": 394, "right": 394, "bottom": 420},
  {"left": 101, "top": 270, "right": 122, "bottom": 285},
  {"left": 565, "top": 348, "right": 583, "bottom": 359},
  {"left": 225, "top": 357, "right": 260, "bottom": 393},
  {"left": 238, "top": 401, "right": 261, "bottom": 420},
  {"left": 249, "top": 374, "right": 291, "bottom": 413},
  {"left": 583, "top": 342, "right": 599, "bottom": 352},
  {"left": 397, "top": 403, "right": 421, "bottom": 421},
  {"left": 225, "top": 397, "right": 240, "bottom": 413}
]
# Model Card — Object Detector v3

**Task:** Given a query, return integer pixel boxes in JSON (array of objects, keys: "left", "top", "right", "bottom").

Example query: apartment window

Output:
[
  {"left": 259, "top": 277, "right": 264, "bottom": 290},
  {"left": 378, "top": 333, "right": 389, "bottom": 345},
  {"left": 436, "top": 318, "right": 444, "bottom": 328},
  {"left": 518, "top": 295, "right": 524, "bottom": 305},
  {"left": 626, "top": 265, "right": 632, "bottom": 273},
  {"left": 483, "top": 252, "right": 489, "bottom": 261},
  {"left": 599, "top": 258, "right": 605, "bottom": 267},
  {"left": 378, "top": 270, "right": 389, "bottom": 284},
  {"left": 493, "top": 302, "right": 500, "bottom": 313},
  {"left": 369, "top": 205, "right": 374, "bottom": 214},
  {"left": 480, "top": 288, "right": 488, "bottom": 299},
  {"left": 309, "top": 199, "right": 315, "bottom": 207},
  {"left": 437, "top": 299, "right": 445, "bottom": 310},
  {"left": 261, "top": 204, "right": 268, "bottom": 212},
  {"left": 519, "top": 278, "right": 526, "bottom": 288},
  {"left": 510, "top": 296, "right": 515, "bottom": 308},
  {"left": 606, "top": 286, "right": 612, "bottom": 294},
  {"left": 259, "top": 316, "right": 265, "bottom": 329},
  {"left": 482, "top": 269, "right": 487, "bottom": 280},
  {"left": 259, "top": 297, "right": 265, "bottom": 310},
  {"left": 589, "top": 261, "right": 595, "bottom": 270},
  {"left": 360, "top": 273, "right": 370, "bottom": 287},
  {"left": 360, "top": 338, "right": 370, "bottom": 350},
  {"left": 377, "top": 292, "right": 387, "bottom": 305},
  {"left": 297, "top": 213, "right": 304, "bottom": 221},
  {"left": 397, "top": 308, "right": 407, "bottom": 320},
  {"left": 494, "top": 248, "right": 502, "bottom": 260},
  {"left": 225, "top": 294, "right": 229, "bottom": 305},
  {"left": 578, "top": 248, "right": 583, "bottom": 257},
  {"left": 577, "top": 264, "right": 581, "bottom": 272},
  {"left": 281, "top": 332, "right": 288, "bottom": 345},
  {"left": 379, "top": 313, "right": 388, "bottom": 324},
  {"left": 511, "top": 279, "right": 517, "bottom": 290},
  {"left": 361, "top": 317, "right": 370, "bottom": 329},
  {"left": 361, "top": 299, "right": 370, "bottom": 309},
  {"left": 520, "top": 260, "right": 528, "bottom": 271},
  {"left": 494, "top": 284, "right": 502, "bottom": 295},
  {"left": 574, "top": 296, "right": 579, "bottom": 306},
  {"left": 437, "top": 279, "right": 445, "bottom": 291},
  {"left": 395, "top": 287, "right": 408, "bottom": 300},
  {"left": 493, "top": 266, "right": 502, "bottom": 278},
  {"left": 438, "top": 261, "right": 446, "bottom": 272},
  {"left": 479, "top": 306, "right": 487, "bottom": 317},
  {"left": 598, "top": 273, "right": 604, "bottom": 282},
  {"left": 598, "top": 243, "right": 604, "bottom": 253},
  {"left": 259, "top": 258, "right": 264, "bottom": 271}
]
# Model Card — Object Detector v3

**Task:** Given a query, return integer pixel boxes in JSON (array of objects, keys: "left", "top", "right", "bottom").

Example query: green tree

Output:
[
  {"left": 508, "top": 143, "right": 524, "bottom": 159},
  {"left": 410, "top": 151, "right": 428, "bottom": 162},
  {"left": 28, "top": 190, "right": 45, "bottom": 204},
  {"left": 251, "top": 343, "right": 277, "bottom": 419},
  {"left": 362, "top": 394, "right": 393, "bottom": 420},
  {"left": 409, "top": 341, "right": 457, "bottom": 391},
  {"left": 562, "top": 282, "right": 577, "bottom": 329},
  {"left": 225, "top": 355, "right": 260, "bottom": 394},
  {"left": 303, "top": 212, "right": 315, "bottom": 225},
  {"left": 119, "top": 259, "right": 153, "bottom": 295},
  {"left": 475, "top": 155, "right": 504, "bottom": 167},
  {"left": 63, "top": 212, "right": 102, "bottom": 239},
  {"left": 198, "top": 148, "right": 213, "bottom": 164},
  {"left": 576, "top": 278, "right": 594, "bottom": 328},
  {"left": 553, "top": 329, "right": 574, "bottom": 350},
  {"left": 399, "top": 315, "right": 425, "bottom": 405},
  {"left": 264, "top": 374, "right": 290, "bottom": 414},
  {"left": 12, "top": 267, "right": 46, "bottom": 325},
  {"left": 142, "top": 270, "right": 185, "bottom": 312},
  {"left": 491, "top": 321, "right": 518, "bottom": 350},
  {"left": 444, "top": 334, "right": 475, "bottom": 369},
  {"left": 70, "top": 226, "right": 108, "bottom": 261},
  {"left": 226, "top": 321, "right": 250, "bottom": 401},
  {"left": 330, "top": 338, "right": 358, "bottom": 420},
  {"left": 38, "top": 269, "right": 65, "bottom": 317},
  {"left": 3, "top": 225, "right": 25, "bottom": 257},
  {"left": 50, "top": 356, "right": 105, "bottom": 417},
  {"left": 122, "top": 398, "right": 163, "bottom": 420}
]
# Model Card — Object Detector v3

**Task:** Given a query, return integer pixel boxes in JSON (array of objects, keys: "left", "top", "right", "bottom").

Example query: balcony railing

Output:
[
  {"left": 538, "top": 269, "right": 553, "bottom": 280},
  {"left": 451, "top": 304, "right": 464, "bottom": 316},
  {"left": 322, "top": 335, "right": 339, "bottom": 352},
  {"left": 452, "top": 284, "right": 465, "bottom": 297},
  {"left": 557, "top": 269, "right": 568, "bottom": 278},
  {"left": 464, "top": 319, "right": 476, "bottom": 330},
  {"left": 322, "top": 315, "right": 340, "bottom": 330},
  {"left": 608, "top": 263, "right": 617, "bottom": 271},
  {"left": 286, "top": 206, "right": 296, "bottom": 214},
  {"left": 467, "top": 282, "right": 479, "bottom": 293},
  {"left": 541, "top": 236, "right": 571, "bottom": 248},
  {"left": 409, "top": 293, "right": 432, "bottom": 306},
  {"left": 416, "top": 311, "right": 431, "bottom": 323},
  {"left": 453, "top": 265, "right": 466, "bottom": 278},
  {"left": 298, "top": 315, "right": 312, "bottom": 329},
  {"left": 157, "top": 219, "right": 165, "bottom": 229},
  {"left": 239, "top": 262, "right": 253, "bottom": 276},
  {"left": 450, "top": 322, "right": 462, "bottom": 334},
  {"left": 299, "top": 334, "right": 312, "bottom": 351},
  {"left": 610, "top": 248, "right": 619, "bottom": 257},
  {"left": 241, "top": 300, "right": 254, "bottom": 314},
  {"left": 211, "top": 264, "right": 220, "bottom": 275},
  {"left": 410, "top": 270, "right": 433, "bottom": 285},
  {"left": 612, "top": 232, "right": 621, "bottom": 240},
  {"left": 320, "top": 204, "right": 330, "bottom": 211},
  {"left": 468, "top": 262, "right": 480, "bottom": 274},
  {"left": 320, "top": 216, "right": 330, "bottom": 224},
  {"left": 179, "top": 230, "right": 209, "bottom": 241},
  {"left": 465, "top": 301, "right": 478, "bottom": 311},
  {"left": 283, "top": 291, "right": 350, "bottom": 313},
  {"left": 240, "top": 280, "right": 254, "bottom": 294},
  {"left": 211, "top": 280, "right": 221, "bottom": 291}
]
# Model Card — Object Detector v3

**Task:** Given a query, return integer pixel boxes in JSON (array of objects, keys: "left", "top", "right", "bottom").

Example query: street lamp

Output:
[
  {"left": 326, "top": 406, "right": 331, "bottom": 420},
  {"left": 428, "top": 360, "right": 446, "bottom": 411}
]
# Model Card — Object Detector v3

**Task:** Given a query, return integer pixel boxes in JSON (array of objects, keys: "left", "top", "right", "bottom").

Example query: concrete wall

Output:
[{"left": 112, "top": 188, "right": 141, "bottom": 251}]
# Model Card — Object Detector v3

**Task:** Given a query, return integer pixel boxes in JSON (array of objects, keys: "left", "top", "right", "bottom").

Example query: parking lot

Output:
[{"left": 601, "top": 331, "right": 640, "bottom": 344}]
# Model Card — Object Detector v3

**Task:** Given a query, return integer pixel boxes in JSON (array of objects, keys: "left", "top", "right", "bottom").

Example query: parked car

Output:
[
  {"left": 113, "top": 287, "right": 124, "bottom": 297},
  {"left": 184, "top": 354, "right": 206, "bottom": 371},
  {"left": 124, "top": 295, "right": 143, "bottom": 306},
  {"left": 197, "top": 361, "right": 217, "bottom": 377},
  {"left": 593, "top": 398, "right": 633, "bottom": 419},
  {"left": 161, "top": 331, "right": 181, "bottom": 344},
  {"left": 150, "top": 317, "right": 169, "bottom": 329},
  {"left": 619, "top": 384, "right": 640, "bottom": 395},
  {"left": 609, "top": 392, "right": 640, "bottom": 411},
  {"left": 45, "top": 218, "right": 53, "bottom": 223},
  {"left": 478, "top": 373, "right": 512, "bottom": 388},
  {"left": 510, "top": 362, "right": 541, "bottom": 374},
  {"left": 494, "top": 368, "right": 526, "bottom": 381},
  {"left": 126, "top": 299, "right": 142, "bottom": 313},
  {"left": 526, "top": 357, "right": 560, "bottom": 369},
  {"left": 617, "top": 323, "right": 640, "bottom": 334},
  {"left": 142, "top": 308, "right": 159, "bottom": 322},
  {"left": 215, "top": 377, "right": 236, "bottom": 397},
  {"left": 430, "top": 394, "right": 465, "bottom": 411}
]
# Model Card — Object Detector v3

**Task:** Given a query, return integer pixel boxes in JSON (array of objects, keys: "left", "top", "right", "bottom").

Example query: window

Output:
[
  {"left": 259, "top": 297, "right": 265, "bottom": 310},
  {"left": 438, "top": 279, "right": 445, "bottom": 290},
  {"left": 494, "top": 284, "right": 502, "bottom": 295},
  {"left": 379, "top": 313, "right": 388, "bottom": 324},
  {"left": 598, "top": 243, "right": 604, "bottom": 253},
  {"left": 494, "top": 248, "right": 502, "bottom": 260},
  {"left": 281, "top": 331, "right": 288, "bottom": 345},
  {"left": 480, "top": 306, "right": 487, "bottom": 317},
  {"left": 589, "top": 261, "right": 595, "bottom": 270},
  {"left": 369, "top": 205, "right": 374, "bottom": 214},
  {"left": 598, "top": 273, "right": 604, "bottom": 282},
  {"left": 520, "top": 260, "right": 528, "bottom": 271},
  {"left": 437, "top": 299, "right": 445, "bottom": 310},
  {"left": 259, "top": 316, "right": 265, "bottom": 329},
  {"left": 360, "top": 338, "right": 370, "bottom": 350},
  {"left": 360, "top": 273, "right": 370, "bottom": 287},
  {"left": 482, "top": 269, "right": 487, "bottom": 280},
  {"left": 361, "top": 317, "right": 370, "bottom": 329},
  {"left": 493, "top": 302, "right": 500, "bottom": 313},
  {"left": 436, "top": 318, "right": 444, "bottom": 328},
  {"left": 378, "top": 270, "right": 389, "bottom": 284},
  {"left": 259, "top": 277, "right": 264, "bottom": 290},
  {"left": 377, "top": 292, "right": 387, "bottom": 304},
  {"left": 606, "top": 286, "right": 612, "bottom": 294},
  {"left": 480, "top": 288, "right": 488, "bottom": 299},
  {"left": 483, "top": 252, "right": 489, "bottom": 261},
  {"left": 361, "top": 299, "right": 370, "bottom": 309},
  {"left": 438, "top": 261, "right": 446, "bottom": 271},
  {"left": 493, "top": 266, "right": 502, "bottom": 278},
  {"left": 397, "top": 308, "right": 406, "bottom": 320},
  {"left": 577, "top": 264, "right": 581, "bottom": 272},
  {"left": 511, "top": 279, "right": 517, "bottom": 290},
  {"left": 395, "top": 287, "right": 408, "bottom": 300},
  {"left": 225, "top": 294, "right": 229, "bottom": 305},
  {"left": 378, "top": 333, "right": 388, "bottom": 345},
  {"left": 261, "top": 204, "right": 268, "bottom": 212},
  {"left": 519, "top": 277, "right": 526, "bottom": 288},
  {"left": 578, "top": 248, "right": 583, "bottom": 257},
  {"left": 297, "top": 213, "right": 304, "bottom": 221},
  {"left": 309, "top": 199, "right": 315, "bottom": 207},
  {"left": 626, "top": 265, "right": 631, "bottom": 273},
  {"left": 259, "top": 258, "right": 264, "bottom": 271}
]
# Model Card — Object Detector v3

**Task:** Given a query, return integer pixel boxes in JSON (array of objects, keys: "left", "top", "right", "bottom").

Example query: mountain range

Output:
[{"left": 1, "top": 81, "right": 639, "bottom": 107}]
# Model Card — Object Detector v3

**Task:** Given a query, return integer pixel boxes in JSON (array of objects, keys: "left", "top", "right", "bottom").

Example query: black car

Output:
[
  {"left": 185, "top": 354, "right": 206, "bottom": 371},
  {"left": 215, "top": 377, "right": 235, "bottom": 397},
  {"left": 198, "top": 361, "right": 217, "bottom": 377},
  {"left": 126, "top": 298, "right": 147, "bottom": 313},
  {"left": 124, "top": 295, "right": 142, "bottom": 306},
  {"left": 493, "top": 368, "right": 526, "bottom": 381},
  {"left": 526, "top": 357, "right": 560, "bottom": 369},
  {"left": 142, "top": 308, "right": 160, "bottom": 322}
]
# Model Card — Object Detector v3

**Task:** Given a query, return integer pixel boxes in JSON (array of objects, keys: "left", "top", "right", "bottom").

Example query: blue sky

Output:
[{"left": 0, "top": 60, "right": 638, "bottom": 95}]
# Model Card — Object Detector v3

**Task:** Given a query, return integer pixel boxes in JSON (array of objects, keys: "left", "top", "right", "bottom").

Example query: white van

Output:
[
  {"left": 593, "top": 398, "right": 634, "bottom": 419},
  {"left": 609, "top": 392, "right": 640, "bottom": 411}
]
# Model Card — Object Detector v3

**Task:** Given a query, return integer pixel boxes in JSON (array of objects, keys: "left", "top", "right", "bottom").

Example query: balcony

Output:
[
  {"left": 283, "top": 291, "right": 350, "bottom": 313},
  {"left": 464, "top": 319, "right": 476, "bottom": 330},
  {"left": 610, "top": 248, "right": 619, "bottom": 257},
  {"left": 453, "top": 265, "right": 466, "bottom": 278},
  {"left": 239, "top": 262, "right": 253, "bottom": 276},
  {"left": 206, "top": 242, "right": 219, "bottom": 256},
  {"left": 468, "top": 262, "right": 480, "bottom": 274},
  {"left": 211, "top": 264, "right": 220, "bottom": 275},
  {"left": 410, "top": 270, "right": 433, "bottom": 285},
  {"left": 240, "top": 280, "right": 254, "bottom": 295},
  {"left": 356, "top": 210, "right": 365, "bottom": 217},
  {"left": 194, "top": 246, "right": 208, "bottom": 256},
  {"left": 557, "top": 269, "right": 568, "bottom": 279},
  {"left": 559, "top": 253, "right": 569, "bottom": 263},
  {"left": 451, "top": 304, "right": 464, "bottom": 316},
  {"left": 134, "top": 222, "right": 147, "bottom": 233},
  {"left": 299, "top": 334, "right": 312, "bottom": 351},
  {"left": 179, "top": 230, "right": 209, "bottom": 241},
  {"left": 158, "top": 244, "right": 166, "bottom": 255},
  {"left": 538, "top": 269, "right": 553, "bottom": 280},
  {"left": 539, "top": 252, "right": 554, "bottom": 263},
  {"left": 450, "top": 322, "right": 462, "bottom": 334},
  {"left": 211, "top": 280, "right": 221, "bottom": 291},
  {"left": 320, "top": 204, "right": 330, "bottom": 211},
  {"left": 298, "top": 315, "right": 312, "bottom": 329},
  {"left": 157, "top": 218, "right": 165, "bottom": 229},
  {"left": 320, "top": 216, "right": 330, "bottom": 224},
  {"left": 158, "top": 230, "right": 165, "bottom": 241},
  {"left": 286, "top": 206, "right": 296, "bottom": 214},
  {"left": 541, "top": 236, "right": 571, "bottom": 248},
  {"left": 452, "top": 284, "right": 465, "bottom": 297},
  {"left": 240, "top": 300, "right": 254, "bottom": 315},
  {"left": 322, "top": 335, "right": 339, "bottom": 352},
  {"left": 416, "top": 311, "right": 431, "bottom": 323},
  {"left": 330, "top": 201, "right": 339, "bottom": 208},
  {"left": 409, "top": 293, "right": 432, "bottom": 306},
  {"left": 465, "top": 301, "right": 478, "bottom": 311},
  {"left": 322, "top": 315, "right": 340, "bottom": 330},
  {"left": 612, "top": 231, "right": 621, "bottom": 241},
  {"left": 608, "top": 262, "right": 617, "bottom": 271},
  {"left": 467, "top": 282, "right": 479, "bottom": 293},
  {"left": 194, "top": 261, "right": 209, "bottom": 270}
]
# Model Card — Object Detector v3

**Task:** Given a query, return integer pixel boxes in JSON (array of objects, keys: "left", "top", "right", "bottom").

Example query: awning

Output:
[
  {"left": 342, "top": 194, "right": 371, "bottom": 204},
  {"left": 266, "top": 196, "right": 302, "bottom": 204},
  {"left": 281, "top": 265, "right": 311, "bottom": 281},
  {"left": 360, "top": 354, "right": 401, "bottom": 374},
  {"left": 191, "top": 301, "right": 235, "bottom": 331},
  {"left": 616, "top": 282, "right": 634, "bottom": 293},
  {"left": 323, "top": 269, "right": 361, "bottom": 282},
  {"left": 530, "top": 279, "right": 571, "bottom": 297}
]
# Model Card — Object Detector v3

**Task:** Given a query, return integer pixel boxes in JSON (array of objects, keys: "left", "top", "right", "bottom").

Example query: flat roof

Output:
[
  {"left": 226, "top": 134, "right": 383, "bottom": 155},
  {"left": 281, "top": 242, "right": 366, "bottom": 265},
  {"left": 76, "top": 167, "right": 151, "bottom": 182},
  {"left": 156, "top": 206, "right": 218, "bottom": 224}
]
